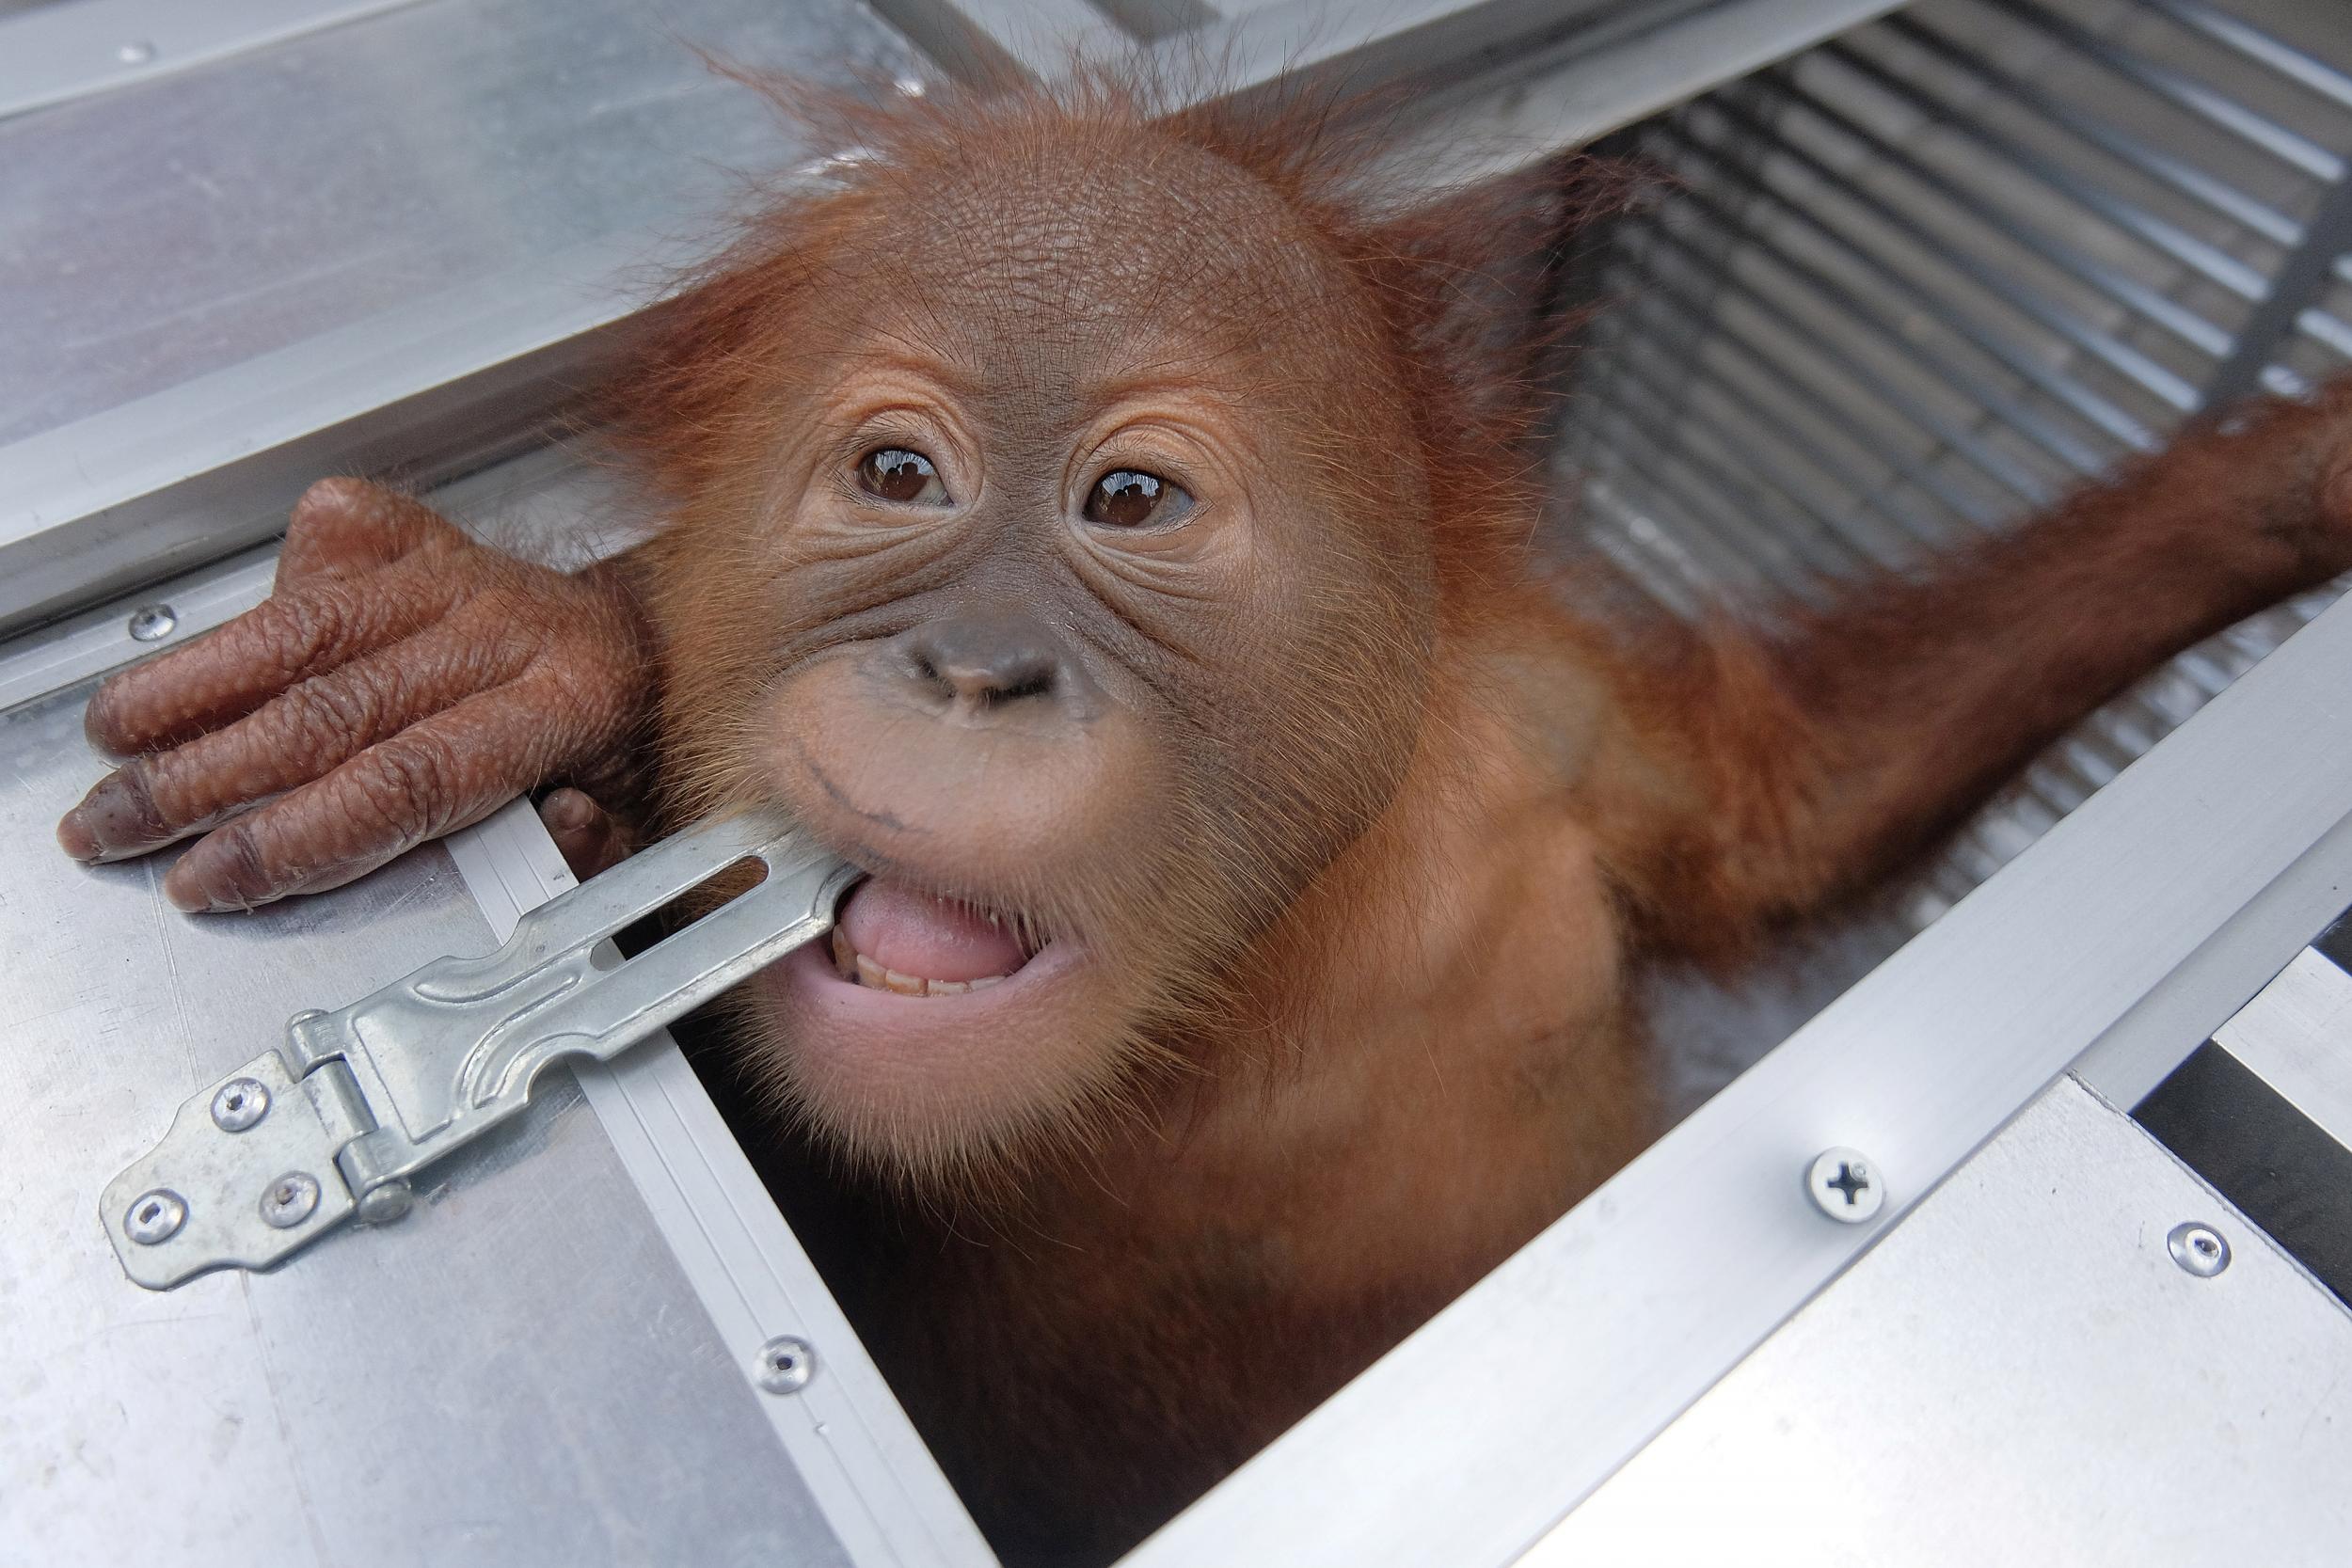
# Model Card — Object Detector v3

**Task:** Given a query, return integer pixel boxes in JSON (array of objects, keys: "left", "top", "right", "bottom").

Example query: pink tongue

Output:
[{"left": 838, "top": 879, "right": 1030, "bottom": 983}]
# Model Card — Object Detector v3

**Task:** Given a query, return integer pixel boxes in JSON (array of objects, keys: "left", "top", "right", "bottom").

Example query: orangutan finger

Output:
[
  {"left": 273, "top": 478, "right": 457, "bottom": 588},
  {"left": 83, "top": 556, "right": 469, "bottom": 759},
  {"left": 60, "top": 612, "right": 542, "bottom": 864},
  {"left": 539, "top": 787, "right": 633, "bottom": 880},
  {"left": 160, "top": 686, "right": 558, "bottom": 912}
]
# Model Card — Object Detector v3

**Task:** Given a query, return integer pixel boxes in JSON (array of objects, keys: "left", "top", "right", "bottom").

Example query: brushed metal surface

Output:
[
  {"left": 1531, "top": 1077, "right": 2352, "bottom": 1564},
  {"left": 0, "top": 0, "right": 916, "bottom": 449},
  {"left": 0, "top": 679, "right": 851, "bottom": 1567},
  {"left": 0, "top": 0, "right": 427, "bottom": 119},
  {"left": 0, "top": 0, "right": 924, "bottom": 630},
  {"left": 2215, "top": 945, "right": 2352, "bottom": 1151}
]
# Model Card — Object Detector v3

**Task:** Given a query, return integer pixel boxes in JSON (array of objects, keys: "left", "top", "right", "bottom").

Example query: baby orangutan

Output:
[{"left": 58, "top": 80, "right": 2352, "bottom": 1564}]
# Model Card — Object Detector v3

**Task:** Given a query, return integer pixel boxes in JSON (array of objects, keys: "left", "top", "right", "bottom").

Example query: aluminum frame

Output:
[
  {"left": 1379, "top": 0, "right": 1914, "bottom": 189},
  {"left": 0, "top": 0, "right": 1914, "bottom": 640},
  {"left": 446, "top": 805, "right": 996, "bottom": 1568},
  {"left": 1527, "top": 1074, "right": 2352, "bottom": 1563},
  {"left": 0, "top": 0, "right": 428, "bottom": 120},
  {"left": 2211, "top": 946, "right": 2352, "bottom": 1152},
  {"left": 0, "top": 0, "right": 927, "bottom": 637},
  {"left": 0, "top": 236, "right": 647, "bottom": 636}
]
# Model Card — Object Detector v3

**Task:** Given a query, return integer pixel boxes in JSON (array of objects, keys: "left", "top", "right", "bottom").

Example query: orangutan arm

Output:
[
  {"left": 1597, "top": 382, "right": 2352, "bottom": 962},
  {"left": 56, "top": 478, "right": 653, "bottom": 910}
]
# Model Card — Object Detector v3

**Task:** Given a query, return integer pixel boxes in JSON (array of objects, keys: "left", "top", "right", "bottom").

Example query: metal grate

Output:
[{"left": 1566, "top": 0, "right": 2352, "bottom": 946}]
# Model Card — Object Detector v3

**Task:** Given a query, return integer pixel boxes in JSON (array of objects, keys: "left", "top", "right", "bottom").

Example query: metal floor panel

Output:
[
  {"left": 1528, "top": 1076, "right": 2352, "bottom": 1566},
  {"left": 0, "top": 680, "right": 854, "bottom": 1568}
]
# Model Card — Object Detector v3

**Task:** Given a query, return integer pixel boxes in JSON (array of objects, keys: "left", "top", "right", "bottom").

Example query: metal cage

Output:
[
  {"left": 1560, "top": 0, "right": 2352, "bottom": 1109},
  {"left": 5, "top": 1, "right": 2349, "bottom": 1565}
]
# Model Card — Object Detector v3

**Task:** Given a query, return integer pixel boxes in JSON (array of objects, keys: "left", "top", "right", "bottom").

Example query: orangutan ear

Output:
[{"left": 1367, "top": 156, "right": 1636, "bottom": 447}]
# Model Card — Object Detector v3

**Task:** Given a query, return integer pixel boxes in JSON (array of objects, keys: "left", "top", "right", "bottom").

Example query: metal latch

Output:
[{"left": 103, "top": 808, "right": 857, "bottom": 1290}]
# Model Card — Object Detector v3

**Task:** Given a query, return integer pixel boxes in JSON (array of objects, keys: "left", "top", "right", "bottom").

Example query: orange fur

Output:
[
  {"left": 65, "top": 64, "right": 2352, "bottom": 1565},
  {"left": 603, "top": 75, "right": 2352, "bottom": 1565}
]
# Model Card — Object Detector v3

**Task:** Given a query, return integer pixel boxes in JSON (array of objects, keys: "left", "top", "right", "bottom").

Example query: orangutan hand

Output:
[{"left": 57, "top": 478, "right": 650, "bottom": 911}]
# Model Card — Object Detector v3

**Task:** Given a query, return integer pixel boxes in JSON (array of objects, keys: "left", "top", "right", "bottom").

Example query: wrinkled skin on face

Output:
[
  {"left": 59, "top": 73, "right": 2352, "bottom": 1568},
  {"left": 638, "top": 118, "right": 1438, "bottom": 1175}
]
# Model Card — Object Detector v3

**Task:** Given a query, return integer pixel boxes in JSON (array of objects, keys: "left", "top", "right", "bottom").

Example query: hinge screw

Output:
[
  {"left": 125, "top": 603, "right": 176, "bottom": 641},
  {"left": 754, "top": 1335, "right": 816, "bottom": 1394},
  {"left": 2168, "top": 1222, "right": 2231, "bottom": 1277},
  {"left": 124, "top": 1188, "right": 187, "bottom": 1244},
  {"left": 259, "top": 1171, "right": 322, "bottom": 1229},
  {"left": 1805, "top": 1147, "right": 1885, "bottom": 1224},
  {"left": 211, "top": 1077, "right": 270, "bottom": 1132}
]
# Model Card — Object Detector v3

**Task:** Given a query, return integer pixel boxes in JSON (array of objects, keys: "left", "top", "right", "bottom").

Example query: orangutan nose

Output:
[{"left": 894, "top": 614, "right": 1076, "bottom": 711}]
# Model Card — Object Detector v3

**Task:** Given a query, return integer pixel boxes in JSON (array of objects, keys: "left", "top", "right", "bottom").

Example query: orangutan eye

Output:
[
  {"left": 1084, "top": 469, "right": 1194, "bottom": 529},
  {"left": 856, "top": 448, "right": 950, "bottom": 505}
]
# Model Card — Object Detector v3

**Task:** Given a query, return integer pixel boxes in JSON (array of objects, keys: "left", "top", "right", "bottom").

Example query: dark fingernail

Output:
[
  {"left": 82, "top": 693, "right": 127, "bottom": 758},
  {"left": 542, "top": 789, "right": 594, "bottom": 831},
  {"left": 56, "top": 808, "right": 100, "bottom": 862},
  {"left": 59, "top": 768, "right": 167, "bottom": 861},
  {"left": 163, "top": 822, "right": 272, "bottom": 914}
]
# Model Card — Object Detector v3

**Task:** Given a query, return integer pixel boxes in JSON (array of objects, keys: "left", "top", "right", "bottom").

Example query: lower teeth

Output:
[{"left": 831, "top": 926, "right": 1009, "bottom": 995}]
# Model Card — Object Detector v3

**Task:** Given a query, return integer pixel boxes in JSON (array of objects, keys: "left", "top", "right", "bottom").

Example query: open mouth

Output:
[
  {"left": 823, "top": 877, "right": 1047, "bottom": 997},
  {"left": 756, "top": 866, "right": 1100, "bottom": 1149}
]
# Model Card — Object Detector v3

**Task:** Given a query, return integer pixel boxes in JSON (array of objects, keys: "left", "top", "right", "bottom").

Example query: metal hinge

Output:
[{"left": 102, "top": 808, "right": 857, "bottom": 1290}]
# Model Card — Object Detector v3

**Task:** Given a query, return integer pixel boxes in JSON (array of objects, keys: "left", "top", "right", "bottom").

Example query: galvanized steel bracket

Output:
[{"left": 102, "top": 808, "right": 856, "bottom": 1290}]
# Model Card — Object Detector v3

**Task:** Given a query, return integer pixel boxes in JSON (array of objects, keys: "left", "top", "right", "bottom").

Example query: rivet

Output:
[
  {"left": 2168, "top": 1222, "right": 2230, "bottom": 1277},
  {"left": 754, "top": 1334, "right": 816, "bottom": 1394},
  {"left": 1804, "top": 1147, "right": 1885, "bottom": 1224},
  {"left": 211, "top": 1077, "right": 271, "bottom": 1132},
  {"left": 356, "top": 1178, "right": 413, "bottom": 1225},
  {"left": 125, "top": 1188, "right": 187, "bottom": 1244},
  {"left": 126, "top": 604, "right": 177, "bottom": 641},
  {"left": 259, "top": 1171, "right": 322, "bottom": 1228},
  {"left": 116, "top": 40, "right": 156, "bottom": 65}
]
